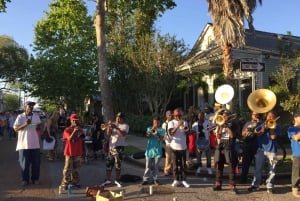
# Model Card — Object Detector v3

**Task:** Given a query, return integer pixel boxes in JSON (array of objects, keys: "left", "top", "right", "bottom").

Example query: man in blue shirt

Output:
[
  {"left": 288, "top": 111, "right": 300, "bottom": 197},
  {"left": 248, "top": 110, "right": 281, "bottom": 194}
]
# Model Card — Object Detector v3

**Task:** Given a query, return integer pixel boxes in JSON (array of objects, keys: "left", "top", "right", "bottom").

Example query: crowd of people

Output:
[{"left": 3, "top": 97, "right": 300, "bottom": 198}]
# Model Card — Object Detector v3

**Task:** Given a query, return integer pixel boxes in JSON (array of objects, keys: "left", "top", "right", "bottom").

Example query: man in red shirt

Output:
[{"left": 59, "top": 113, "right": 85, "bottom": 190}]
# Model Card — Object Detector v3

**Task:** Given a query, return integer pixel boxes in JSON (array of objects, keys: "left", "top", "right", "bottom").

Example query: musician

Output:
[
  {"left": 239, "top": 112, "right": 264, "bottom": 184},
  {"left": 213, "top": 110, "right": 238, "bottom": 192},
  {"left": 192, "top": 111, "right": 213, "bottom": 175},
  {"left": 162, "top": 110, "right": 173, "bottom": 176},
  {"left": 102, "top": 112, "right": 129, "bottom": 188},
  {"left": 248, "top": 110, "right": 281, "bottom": 194},
  {"left": 59, "top": 113, "right": 85, "bottom": 190},
  {"left": 288, "top": 111, "right": 300, "bottom": 197},
  {"left": 141, "top": 116, "right": 165, "bottom": 185},
  {"left": 168, "top": 108, "right": 190, "bottom": 188}
]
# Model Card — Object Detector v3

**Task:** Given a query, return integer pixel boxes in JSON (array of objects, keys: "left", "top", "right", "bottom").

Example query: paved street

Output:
[{"left": 0, "top": 133, "right": 298, "bottom": 201}]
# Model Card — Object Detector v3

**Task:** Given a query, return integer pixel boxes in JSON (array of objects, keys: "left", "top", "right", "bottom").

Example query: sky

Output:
[{"left": 1, "top": 0, "right": 300, "bottom": 54}]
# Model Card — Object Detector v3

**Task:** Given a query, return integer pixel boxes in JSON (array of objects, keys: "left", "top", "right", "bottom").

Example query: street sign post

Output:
[{"left": 240, "top": 62, "right": 265, "bottom": 72}]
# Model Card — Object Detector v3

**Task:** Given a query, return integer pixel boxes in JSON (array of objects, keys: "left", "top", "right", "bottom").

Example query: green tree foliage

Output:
[
  {"left": 0, "top": 0, "right": 11, "bottom": 12},
  {"left": 270, "top": 33, "right": 300, "bottom": 113},
  {"left": 125, "top": 33, "right": 187, "bottom": 115},
  {"left": 3, "top": 93, "right": 19, "bottom": 111},
  {"left": 28, "top": 0, "right": 98, "bottom": 111},
  {"left": 104, "top": 0, "right": 185, "bottom": 115},
  {"left": 0, "top": 35, "right": 29, "bottom": 85}
]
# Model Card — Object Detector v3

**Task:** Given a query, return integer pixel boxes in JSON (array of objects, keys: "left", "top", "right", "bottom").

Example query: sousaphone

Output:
[
  {"left": 215, "top": 84, "right": 234, "bottom": 104},
  {"left": 247, "top": 89, "right": 276, "bottom": 113}
]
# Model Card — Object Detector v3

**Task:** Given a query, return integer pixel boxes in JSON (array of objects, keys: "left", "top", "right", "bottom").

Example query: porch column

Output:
[{"left": 202, "top": 74, "right": 215, "bottom": 106}]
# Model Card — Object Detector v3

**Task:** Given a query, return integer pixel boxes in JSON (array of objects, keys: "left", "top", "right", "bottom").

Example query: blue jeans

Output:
[
  {"left": 143, "top": 157, "right": 161, "bottom": 181},
  {"left": 252, "top": 148, "right": 277, "bottom": 189},
  {"left": 19, "top": 149, "right": 41, "bottom": 183}
]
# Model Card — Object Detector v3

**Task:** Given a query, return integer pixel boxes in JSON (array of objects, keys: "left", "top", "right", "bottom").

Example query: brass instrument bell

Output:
[
  {"left": 215, "top": 84, "right": 234, "bottom": 105},
  {"left": 247, "top": 89, "right": 276, "bottom": 113}
]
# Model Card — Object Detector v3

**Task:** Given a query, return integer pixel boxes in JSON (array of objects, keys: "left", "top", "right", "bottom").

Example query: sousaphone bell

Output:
[
  {"left": 215, "top": 84, "right": 234, "bottom": 104},
  {"left": 247, "top": 89, "right": 276, "bottom": 113}
]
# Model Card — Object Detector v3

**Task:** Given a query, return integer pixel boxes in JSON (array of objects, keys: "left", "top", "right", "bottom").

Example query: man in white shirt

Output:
[
  {"left": 14, "top": 101, "right": 41, "bottom": 186},
  {"left": 168, "top": 108, "right": 190, "bottom": 188}
]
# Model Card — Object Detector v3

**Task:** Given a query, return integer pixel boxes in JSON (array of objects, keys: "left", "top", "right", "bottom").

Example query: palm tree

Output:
[{"left": 207, "top": 0, "right": 262, "bottom": 80}]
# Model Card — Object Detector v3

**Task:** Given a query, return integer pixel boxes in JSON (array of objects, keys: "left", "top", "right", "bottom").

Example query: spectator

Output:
[{"left": 14, "top": 101, "right": 42, "bottom": 186}]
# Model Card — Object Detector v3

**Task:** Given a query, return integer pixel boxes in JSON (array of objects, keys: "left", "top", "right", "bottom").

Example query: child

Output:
[
  {"left": 288, "top": 111, "right": 300, "bottom": 198},
  {"left": 141, "top": 116, "right": 165, "bottom": 185}
]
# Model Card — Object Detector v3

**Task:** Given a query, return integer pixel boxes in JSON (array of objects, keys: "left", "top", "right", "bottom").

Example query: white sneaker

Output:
[
  {"left": 171, "top": 180, "right": 179, "bottom": 187},
  {"left": 207, "top": 168, "right": 213, "bottom": 175},
  {"left": 182, "top": 180, "right": 190, "bottom": 188},
  {"left": 102, "top": 180, "right": 112, "bottom": 186},
  {"left": 114, "top": 180, "right": 122, "bottom": 188},
  {"left": 196, "top": 167, "right": 202, "bottom": 174}
]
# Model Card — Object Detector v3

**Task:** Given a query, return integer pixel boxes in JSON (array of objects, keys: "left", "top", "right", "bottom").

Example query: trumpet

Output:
[
  {"left": 100, "top": 123, "right": 116, "bottom": 131},
  {"left": 148, "top": 128, "right": 158, "bottom": 135},
  {"left": 254, "top": 116, "right": 280, "bottom": 132},
  {"left": 265, "top": 116, "right": 280, "bottom": 129},
  {"left": 180, "top": 126, "right": 190, "bottom": 132}
]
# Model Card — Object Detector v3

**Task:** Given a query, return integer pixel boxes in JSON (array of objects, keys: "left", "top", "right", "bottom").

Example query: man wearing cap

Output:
[
  {"left": 102, "top": 112, "right": 129, "bottom": 188},
  {"left": 168, "top": 108, "right": 190, "bottom": 188},
  {"left": 59, "top": 113, "right": 85, "bottom": 190},
  {"left": 14, "top": 101, "right": 42, "bottom": 186}
]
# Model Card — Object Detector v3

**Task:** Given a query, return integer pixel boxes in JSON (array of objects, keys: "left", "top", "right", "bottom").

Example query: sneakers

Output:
[
  {"left": 213, "top": 185, "right": 222, "bottom": 191},
  {"left": 21, "top": 181, "right": 28, "bottom": 187},
  {"left": 114, "top": 180, "right": 122, "bottom": 188},
  {"left": 248, "top": 186, "right": 260, "bottom": 191},
  {"left": 292, "top": 188, "right": 300, "bottom": 197},
  {"left": 196, "top": 167, "right": 202, "bottom": 174},
  {"left": 141, "top": 180, "right": 148, "bottom": 185},
  {"left": 102, "top": 180, "right": 112, "bottom": 186},
  {"left": 32, "top": 180, "right": 40, "bottom": 185},
  {"left": 182, "top": 180, "right": 190, "bottom": 188},
  {"left": 154, "top": 180, "right": 160, "bottom": 185},
  {"left": 171, "top": 180, "right": 180, "bottom": 187},
  {"left": 229, "top": 184, "right": 237, "bottom": 194},
  {"left": 267, "top": 188, "right": 273, "bottom": 194},
  {"left": 207, "top": 168, "right": 213, "bottom": 175}
]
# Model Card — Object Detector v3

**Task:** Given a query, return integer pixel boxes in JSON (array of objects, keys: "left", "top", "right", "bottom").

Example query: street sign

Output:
[{"left": 240, "top": 62, "right": 265, "bottom": 72}]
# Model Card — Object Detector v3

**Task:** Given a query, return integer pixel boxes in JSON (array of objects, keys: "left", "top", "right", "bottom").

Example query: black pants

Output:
[
  {"left": 171, "top": 149, "right": 186, "bottom": 181},
  {"left": 240, "top": 141, "right": 257, "bottom": 181}
]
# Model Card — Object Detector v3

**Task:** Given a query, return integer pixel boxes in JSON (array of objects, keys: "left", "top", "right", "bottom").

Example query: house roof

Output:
[{"left": 176, "top": 23, "right": 300, "bottom": 76}]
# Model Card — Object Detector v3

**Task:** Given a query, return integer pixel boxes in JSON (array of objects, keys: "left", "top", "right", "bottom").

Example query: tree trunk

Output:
[
  {"left": 95, "top": 0, "right": 114, "bottom": 122},
  {"left": 222, "top": 43, "right": 233, "bottom": 81}
]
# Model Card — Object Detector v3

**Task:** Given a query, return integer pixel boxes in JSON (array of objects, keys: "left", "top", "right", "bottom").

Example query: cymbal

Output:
[{"left": 247, "top": 89, "right": 276, "bottom": 113}]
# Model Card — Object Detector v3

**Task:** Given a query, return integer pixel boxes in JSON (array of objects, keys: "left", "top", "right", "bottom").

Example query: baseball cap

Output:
[
  {"left": 173, "top": 110, "right": 181, "bottom": 116},
  {"left": 70, "top": 114, "right": 80, "bottom": 121},
  {"left": 165, "top": 110, "right": 172, "bottom": 116},
  {"left": 25, "top": 101, "right": 36, "bottom": 106},
  {"left": 116, "top": 112, "right": 125, "bottom": 118}
]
